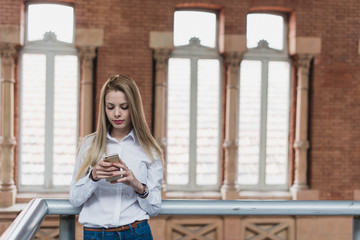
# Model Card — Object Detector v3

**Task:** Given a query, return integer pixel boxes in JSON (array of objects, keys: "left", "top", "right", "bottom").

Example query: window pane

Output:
[
  {"left": 20, "top": 54, "right": 46, "bottom": 185},
  {"left": 246, "top": 14, "right": 284, "bottom": 50},
  {"left": 53, "top": 55, "right": 78, "bottom": 186},
  {"left": 266, "top": 61, "right": 290, "bottom": 185},
  {"left": 167, "top": 58, "right": 191, "bottom": 185},
  {"left": 238, "top": 60, "right": 262, "bottom": 185},
  {"left": 196, "top": 59, "right": 220, "bottom": 185},
  {"left": 28, "top": 4, "right": 74, "bottom": 43},
  {"left": 174, "top": 11, "right": 216, "bottom": 48}
]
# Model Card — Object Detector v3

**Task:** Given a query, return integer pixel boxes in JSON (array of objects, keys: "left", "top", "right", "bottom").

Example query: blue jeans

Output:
[{"left": 83, "top": 220, "right": 153, "bottom": 240}]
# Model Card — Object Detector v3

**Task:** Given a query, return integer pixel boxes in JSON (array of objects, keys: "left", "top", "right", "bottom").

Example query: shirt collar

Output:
[{"left": 106, "top": 129, "right": 136, "bottom": 143}]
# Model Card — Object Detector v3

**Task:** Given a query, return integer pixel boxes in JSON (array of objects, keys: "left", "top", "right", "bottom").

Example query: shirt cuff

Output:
[{"left": 79, "top": 168, "right": 99, "bottom": 188}]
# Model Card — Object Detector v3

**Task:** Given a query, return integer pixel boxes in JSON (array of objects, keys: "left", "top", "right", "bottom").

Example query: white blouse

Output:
[{"left": 69, "top": 130, "right": 163, "bottom": 228}]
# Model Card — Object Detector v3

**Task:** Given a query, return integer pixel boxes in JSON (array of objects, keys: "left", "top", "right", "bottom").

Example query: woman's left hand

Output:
[{"left": 111, "top": 159, "right": 145, "bottom": 194}]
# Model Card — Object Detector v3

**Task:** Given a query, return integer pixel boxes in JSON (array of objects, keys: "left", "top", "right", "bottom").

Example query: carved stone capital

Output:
[
  {"left": 225, "top": 52, "right": 243, "bottom": 74},
  {"left": 154, "top": 48, "right": 171, "bottom": 72},
  {"left": 0, "top": 43, "right": 17, "bottom": 59},
  {"left": 78, "top": 46, "right": 96, "bottom": 69},
  {"left": 294, "top": 54, "right": 313, "bottom": 75},
  {"left": 0, "top": 43, "right": 17, "bottom": 77}
]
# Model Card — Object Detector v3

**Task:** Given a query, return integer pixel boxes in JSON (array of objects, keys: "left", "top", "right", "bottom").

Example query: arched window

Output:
[
  {"left": 18, "top": 3, "right": 79, "bottom": 192},
  {"left": 238, "top": 13, "right": 291, "bottom": 190},
  {"left": 166, "top": 10, "right": 222, "bottom": 191}
]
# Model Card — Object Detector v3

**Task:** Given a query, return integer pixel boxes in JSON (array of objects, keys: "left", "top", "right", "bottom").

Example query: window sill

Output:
[
  {"left": 13, "top": 190, "right": 290, "bottom": 204},
  {"left": 165, "top": 190, "right": 291, "bottom": 200},
  {"left": 0, "top": 203, "right": 28, "bottom": 213},
  {"left": 238, "top": 190, "right": 292, "bottom": 200},
  {"left": 165, "top": 191, "right": 221, "bottom": 199},
  {"left": 16, "top": 192, "right": 69, "bottom": 204}
]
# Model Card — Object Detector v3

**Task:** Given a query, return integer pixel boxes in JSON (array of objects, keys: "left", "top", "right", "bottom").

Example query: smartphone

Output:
[{"left": 103, "top": 154, "right": 123, "bottom": 182}]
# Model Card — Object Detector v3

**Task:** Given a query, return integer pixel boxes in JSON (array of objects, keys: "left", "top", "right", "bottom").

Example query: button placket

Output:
[{"left": 113, "top": 141, "right": 123, "bottom": 225}]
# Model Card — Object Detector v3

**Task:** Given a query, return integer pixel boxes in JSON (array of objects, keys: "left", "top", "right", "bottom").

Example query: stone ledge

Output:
[
  {"left": 0, "top": 203, "right": 27, "bottom": 213},
  {"left": 221, "top": 34, "right": 247, "bottom": 54},
  {"left": 165, "top": 191, "right": 221, "bottom": 199},
  {"left": 291, "top": 189, "right": 319, "bottom": 200},
  {"left": 0, "top": 25, "right": 21, "bottom": 44},
  {"left": 75, "top": 28, "right": 104, "bottom": 47},
  {"left": 239, "top": 190, "right": 292, "bottom": 200},
  {"left": 290, "top": 37, "right": 321, "bottom": 55},
  {"left": 149, "top": 31, "right": 173, "bottom": 49},
  {"left": 16, "top": 192, "right": 69, "bottom": 204}
]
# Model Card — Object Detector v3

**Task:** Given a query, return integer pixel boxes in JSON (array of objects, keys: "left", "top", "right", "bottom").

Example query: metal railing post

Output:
[
  {"left": 0, "top": 198, "right": 48, "bottom": 240},
  {"left": 59, "top": 215, "right": 75, "bottom": 240},
  {"left": 353, "top": 216, "right": 360, "bottom": 240}
]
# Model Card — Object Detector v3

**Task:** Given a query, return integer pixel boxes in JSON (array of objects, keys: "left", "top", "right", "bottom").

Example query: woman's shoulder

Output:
[{"left": 79, "top": 133, "right": 96, "bottom": 148}]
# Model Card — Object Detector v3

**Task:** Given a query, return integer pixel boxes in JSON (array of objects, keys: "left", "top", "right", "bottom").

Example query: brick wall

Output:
[{"left": 1, "top": 0, "right": 360, "bottom": 200}]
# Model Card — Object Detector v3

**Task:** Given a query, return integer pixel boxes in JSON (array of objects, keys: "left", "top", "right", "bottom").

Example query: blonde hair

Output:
[{"left": 76, "top": 74, "right": 163, "bottom": 180}]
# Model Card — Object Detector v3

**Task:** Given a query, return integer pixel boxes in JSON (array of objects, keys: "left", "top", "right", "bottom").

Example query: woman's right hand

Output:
[{"left": 90, "top": 160, "right": 119, "bottom": 181}]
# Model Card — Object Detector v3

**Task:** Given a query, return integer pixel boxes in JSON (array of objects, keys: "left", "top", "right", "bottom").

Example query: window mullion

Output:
[
  {"left": 44, "top": 52, "right": 55, "bottom": 189},
  {"left": 188, "top": 57, "right": 198, "bottom": 188},
  {"left": 259, "top": 59, "right": 269, "bottom": 189}
]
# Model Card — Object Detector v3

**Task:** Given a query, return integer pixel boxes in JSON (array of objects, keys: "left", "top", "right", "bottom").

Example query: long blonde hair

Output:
[{"left": 76, "top": 74, "right": 163, "bottom": 180}]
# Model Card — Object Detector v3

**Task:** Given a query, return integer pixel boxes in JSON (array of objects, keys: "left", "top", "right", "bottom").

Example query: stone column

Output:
[
  {"left": 220, "top": 35, "right": 246, "bottom": 200},
  {"left": 220, "top": 52, "right": 242, "bottom": 200},
  {"left": 149, "top": 31, "right": 173, "bottom": 197},
  {"left": 292, "top": 54, "right": 313, "bottom": 191},
  {"left": 289, "top": 37, "right": 321, "bottom": 200},
  {"left": 75, "top": 28, "right": 103, "bottom": 138},
  {"left": 78, "top": 46, "right": 96, "bottom": 138},
  {"left": 0, "top": 43, "right": 17, "bottom": 207},
  {"left": 153, "top": 49, "right": 170, "bottom": 196},
  {"left": 153, "top": 48, "right": 171, "bottom": 150}
]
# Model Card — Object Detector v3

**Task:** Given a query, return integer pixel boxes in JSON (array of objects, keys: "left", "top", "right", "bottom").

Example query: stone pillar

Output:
[
  {"left": 78, "top": 47, "right": 96, "bottom": 138},
  {"left": 292, "top": 54, "right": 312, "bottom": 191},
  {"left": 149, "top": 31, "right": 173, "bottom": 197},
  {"left": 153, "top": 48, "right": 171, "bottom": 149},
  {"left": 290, "top": 37, "right": 321, "bottom": 200},
  {"left": 0, "top": 43, "right": 17, "bottom": 207},
  {"left": 220, "top": 52, "right": 242, "bottom": 199},
  {"left": 220, "top": 35, "right": 246, "bottom": 200},
  {"left": 75, "top": 28, "right": 103, "bottom": 138}
]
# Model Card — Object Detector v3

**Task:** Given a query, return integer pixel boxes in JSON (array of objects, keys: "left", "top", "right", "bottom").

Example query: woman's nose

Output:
[{"left": 114, "top": 108, "right": 121, "bottom": 117}]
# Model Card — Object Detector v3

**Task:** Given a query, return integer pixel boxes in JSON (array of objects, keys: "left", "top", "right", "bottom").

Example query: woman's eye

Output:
[
  {"left": 121, "top": 106, "right": 129, "bottom": 110},
  {"left": 107, "top": 106, "right": 114, "bottom": 110}
]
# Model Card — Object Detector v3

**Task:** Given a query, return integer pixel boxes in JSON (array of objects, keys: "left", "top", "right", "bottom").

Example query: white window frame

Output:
[
  {"left": 18, "top": 3, "right": 79, "bottom": 192},
  {"left": 166, "top": 10, "right": 222, "bottom": 191},
  {"left": 238, "top": 13, "right": 291, "bottom": 191}
]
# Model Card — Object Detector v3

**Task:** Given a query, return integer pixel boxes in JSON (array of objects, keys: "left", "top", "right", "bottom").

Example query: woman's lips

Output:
[{"left": 113, "top": 120, "right": 124, "bottom": 124}]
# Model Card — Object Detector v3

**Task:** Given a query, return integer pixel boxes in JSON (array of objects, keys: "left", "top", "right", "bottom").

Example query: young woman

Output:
[{"left": 70, "top": 74, "right": 163, "bottom": 240}]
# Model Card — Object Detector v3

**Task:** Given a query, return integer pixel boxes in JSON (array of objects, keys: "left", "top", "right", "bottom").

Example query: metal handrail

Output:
[{"left": 2, "top": 199, "right": 360, "bottom": 240}]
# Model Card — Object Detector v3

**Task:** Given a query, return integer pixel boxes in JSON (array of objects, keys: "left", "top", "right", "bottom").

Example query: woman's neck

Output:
[{"left": 110, "top": 127, "right": 132, "bottom": 142}]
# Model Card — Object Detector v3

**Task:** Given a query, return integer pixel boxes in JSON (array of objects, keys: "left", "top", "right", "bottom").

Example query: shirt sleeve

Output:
[
  {"left": 137, "top": 157, "right": 163, "bottom": 216},
  {"left": 69, "top": 137, "right": 99, "bottom": 207}
]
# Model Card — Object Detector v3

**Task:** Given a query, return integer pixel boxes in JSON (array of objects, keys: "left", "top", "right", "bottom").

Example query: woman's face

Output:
[{"left": 105, "top": 90, "right": 132, "bottom": 136}]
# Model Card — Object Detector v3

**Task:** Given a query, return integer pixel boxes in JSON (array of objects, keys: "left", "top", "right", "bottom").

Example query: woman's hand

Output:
[
  {"left": 90, "top": 160, "right": 119, "bottom": 181},
  {"left": 111, "top": 159, "right": 144, "bottom": 193}
]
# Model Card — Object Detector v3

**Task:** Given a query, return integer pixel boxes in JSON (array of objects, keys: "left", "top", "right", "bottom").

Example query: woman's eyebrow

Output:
[{"left": 106, "top": 102, "right": 128, "bottom": 106}]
